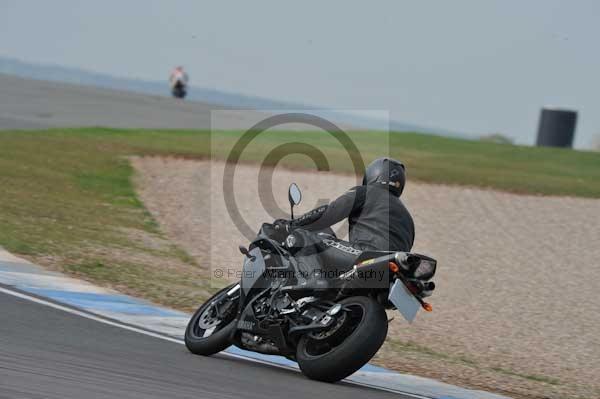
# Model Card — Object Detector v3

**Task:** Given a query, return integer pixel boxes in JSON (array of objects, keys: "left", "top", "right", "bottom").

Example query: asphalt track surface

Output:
[
  {"left": 0, "top": 73, "right": 267, "bottom": 130},
  {"left": 0, "top": 290, "right": 409, "bottom": 399},
  {"left": 0, "top": 74, "right": 356, "bottom": 132}
]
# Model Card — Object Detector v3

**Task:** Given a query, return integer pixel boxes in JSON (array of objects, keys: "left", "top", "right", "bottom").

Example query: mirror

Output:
[{"left": 288, "top": 183, "right": 302, "bottom": 206}]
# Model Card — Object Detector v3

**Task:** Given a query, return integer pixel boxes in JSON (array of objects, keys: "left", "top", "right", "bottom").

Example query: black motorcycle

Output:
[
  {"left": 185, "top": 183, "right": 437, "bottom": 382},
  {"left": 172, "top": 81, "right": 187, "bottom": 99}
]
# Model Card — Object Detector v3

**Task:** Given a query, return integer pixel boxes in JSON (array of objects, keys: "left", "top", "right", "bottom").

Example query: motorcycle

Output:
[
  {"left": 185, "top": 183, "right": 437, "bottom": 382},
  {"left": 172, "top": 80, "right": 187, "bottom": 99}
]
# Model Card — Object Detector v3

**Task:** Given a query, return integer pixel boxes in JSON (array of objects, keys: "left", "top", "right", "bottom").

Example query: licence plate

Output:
[{"left": 388, "top": 279, "right": 421, "bottom": 323}]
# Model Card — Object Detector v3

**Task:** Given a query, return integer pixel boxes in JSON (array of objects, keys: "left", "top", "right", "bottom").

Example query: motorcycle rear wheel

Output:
[
  {"left": 296, "top": 296, "right": 388, "bottom": 382},
  {"left": 185, "top": 283, "right": 239, "bottom": 356}
]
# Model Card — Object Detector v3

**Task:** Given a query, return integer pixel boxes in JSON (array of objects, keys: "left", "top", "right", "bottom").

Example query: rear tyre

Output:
[
  {"left": 185, "top": 284, "right": 239, "bottom": 356},
  {"left": 296, "top": 296, "right": 388, "bottom": 382}
]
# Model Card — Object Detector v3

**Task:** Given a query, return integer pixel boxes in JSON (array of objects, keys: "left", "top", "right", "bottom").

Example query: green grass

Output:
[
  {"left": 0, "top": 127, "right": 599, "bottom": 307},
  {"left": 210, "top": 129, "right": 600, "bottom": 197},
  {"left": 0, "top": 128, "right": 218, "bottom": 308}
]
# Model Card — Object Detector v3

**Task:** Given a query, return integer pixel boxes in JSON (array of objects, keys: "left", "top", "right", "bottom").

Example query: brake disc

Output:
[
  {"left": 198, "top": 304, "right": 222, "bottom": 329},
  {"left": 309, "top": 311, "right": 348, "bottom": 340}
]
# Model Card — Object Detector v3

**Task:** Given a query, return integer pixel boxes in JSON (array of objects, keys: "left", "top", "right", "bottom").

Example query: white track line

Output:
[
  {"left": 0, "top": 285, "right": 428, "bottom": 399},
  {"left": 0, "top": 286, "right": 183, "bottom": 344}
]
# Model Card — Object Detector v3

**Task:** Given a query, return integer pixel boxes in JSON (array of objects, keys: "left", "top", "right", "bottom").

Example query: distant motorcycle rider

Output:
[
  {"left": 276, "top": 157, "right": 415, "bottom": 285},
  {"left": 169, "top": 66, "right": 189, "bottom": 88}
]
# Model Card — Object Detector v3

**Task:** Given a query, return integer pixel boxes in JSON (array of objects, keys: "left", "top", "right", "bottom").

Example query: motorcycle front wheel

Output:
[
  {"left": 296, "top": 295, "right": 388, "bottom": 382},
  {"left": 185, "top": 283, "right": 239, "bottom": 356}
]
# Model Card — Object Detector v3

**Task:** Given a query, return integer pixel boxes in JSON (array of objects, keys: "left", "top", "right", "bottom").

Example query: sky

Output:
[{"left": 1, "top": 0, "right": 599, "bottom": 148}]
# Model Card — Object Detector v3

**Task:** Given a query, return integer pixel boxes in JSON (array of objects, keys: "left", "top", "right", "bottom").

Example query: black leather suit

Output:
[{"left": 290, "top": 184, "right": 415, "bottom": 278}]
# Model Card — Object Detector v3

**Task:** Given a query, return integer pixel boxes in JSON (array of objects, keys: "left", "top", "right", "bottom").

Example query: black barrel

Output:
[{"left": 536, "top": 108, "right": 577, "bottom": 148}]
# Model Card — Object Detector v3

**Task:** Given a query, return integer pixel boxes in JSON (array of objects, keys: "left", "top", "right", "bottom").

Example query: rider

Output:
[
  {"left": 278, "top": 157, "right": 415, "bottom": 286},
  {"left": 169, "top": 66, "right": 189, "bottom": 89}
]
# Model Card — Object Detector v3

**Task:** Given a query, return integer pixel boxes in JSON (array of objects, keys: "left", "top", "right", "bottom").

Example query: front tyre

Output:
[
  {"left": 185, "top": 283, "right": 239, "bottom": 356},
  {"left": 296, "top": 296, "right": 388, "bottom": 382}
]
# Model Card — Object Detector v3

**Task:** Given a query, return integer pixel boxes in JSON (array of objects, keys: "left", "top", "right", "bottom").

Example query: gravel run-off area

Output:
[{"left": 132, "top": 156, "right": 600, "bottom": 399}]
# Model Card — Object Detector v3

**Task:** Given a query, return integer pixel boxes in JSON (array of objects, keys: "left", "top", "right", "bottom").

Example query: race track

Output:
[
  {"left": 0, "top": 73, "right": 264, "bottom": 130},
  {"left": 0, "top": 290, "right": 404, "bottom": 399}
]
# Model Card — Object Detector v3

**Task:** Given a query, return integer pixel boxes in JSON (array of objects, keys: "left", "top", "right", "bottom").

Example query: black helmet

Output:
[{"left": 362, "top": 157, "right": 406, "bottom": 196}]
